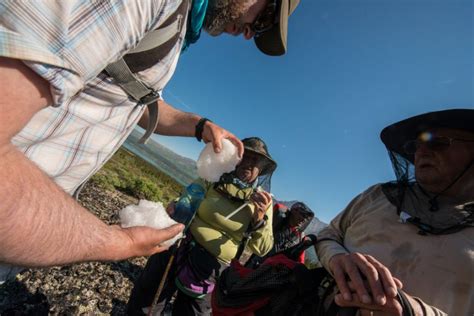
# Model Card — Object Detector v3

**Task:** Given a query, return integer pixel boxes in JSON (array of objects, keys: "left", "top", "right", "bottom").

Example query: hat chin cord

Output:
[{"left": 426, "top": 158, "right": 474, "bottom": 211}]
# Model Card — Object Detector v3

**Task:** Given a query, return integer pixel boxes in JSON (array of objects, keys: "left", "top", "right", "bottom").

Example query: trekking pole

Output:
[
  {"left": 147, "top": 237, "right": 184, "bottom": 316},
  {"left": 147, "top": 183, "right": 205, "bottom": 315}
]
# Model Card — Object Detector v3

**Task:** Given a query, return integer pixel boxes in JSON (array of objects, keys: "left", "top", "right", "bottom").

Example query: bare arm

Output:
[
  {"left": 0, "top": 57, "right": 183, "bottom": 267},
  {"left": 138, "top": 99, "right": 200, "bottom": 137},
  {"left": 139, "top": 100, "right": 244, "bottom": 157}
]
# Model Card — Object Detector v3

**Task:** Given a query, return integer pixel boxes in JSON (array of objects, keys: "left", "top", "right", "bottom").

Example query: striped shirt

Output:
[{"left": 0, "top": 0, "right": 187, "bottom": 194}]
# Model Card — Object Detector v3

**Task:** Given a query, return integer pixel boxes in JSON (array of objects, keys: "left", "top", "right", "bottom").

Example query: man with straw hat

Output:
[{"left": 316, "top": 109, "right": 474, "bottom": 315}]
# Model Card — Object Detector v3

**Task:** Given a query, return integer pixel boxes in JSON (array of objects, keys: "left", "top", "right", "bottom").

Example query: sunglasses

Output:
[
  {"left": 251, "top": 0, "right": 279, "bottom": 36},
  {"left": 403, "top": 132, "right": 474, "bottom": 155}
]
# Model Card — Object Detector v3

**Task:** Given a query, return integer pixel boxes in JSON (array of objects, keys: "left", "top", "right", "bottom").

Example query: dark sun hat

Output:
[
  {"left": 380, "top": 108, "right": 474, "bottom": 163},
  {"left": 254, "top": 0, "right": 300, "bottom": 56},
  {"left": 242, "top": 137, "right": 277, "bottom": 175}
]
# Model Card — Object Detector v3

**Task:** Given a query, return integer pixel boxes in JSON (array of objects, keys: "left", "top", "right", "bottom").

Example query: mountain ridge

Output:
[{"left": 124, "top": 129, "right": 198, "bottom": 185}]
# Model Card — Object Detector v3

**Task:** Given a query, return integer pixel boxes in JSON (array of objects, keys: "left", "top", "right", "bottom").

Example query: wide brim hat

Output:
[
  {"left": 380, "top": 109, "right": 474, "bottom": 163},
  {"left": 242, "top": 137, "right": 277, "bottom": 175},
  {"left": 255, "top": 0, "right": 300, "bottom": 56},
  {"left": 289, "top": 202, "right": 314, "bottom": 231},
  {"left": 290, "top": 202, "right": 314, "bottom": 219}
]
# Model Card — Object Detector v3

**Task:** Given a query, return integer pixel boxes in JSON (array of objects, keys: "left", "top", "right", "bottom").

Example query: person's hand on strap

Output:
[
  {"left": 329, "top": 253, "right": 403, "bottom": 306},
  {"left": 197, "top": 118, "right": 244, "bottom": 158},
  {"left": 335, "top": 283, "right": 422, "bottom": 316},
  {"left": 250, "top": 190, "right": 272, "bottom": 226},
  {"left": 336, "top": 291, "right": 403, "bottom": 316}
]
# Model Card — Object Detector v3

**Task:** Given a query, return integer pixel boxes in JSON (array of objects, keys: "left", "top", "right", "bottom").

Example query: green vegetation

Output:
[
  {"left": 90, "top": 148, "right": 184, "bottom": 204},
  {"left": 91, "top": 147, "right": 323, "bottom": 271}
]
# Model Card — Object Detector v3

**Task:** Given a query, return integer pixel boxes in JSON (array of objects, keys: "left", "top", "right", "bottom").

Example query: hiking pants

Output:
[{"left": 127, "top": 243, "right": 222, "bottom": 316}]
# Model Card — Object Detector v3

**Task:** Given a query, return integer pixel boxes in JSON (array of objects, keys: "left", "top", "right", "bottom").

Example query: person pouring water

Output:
[{"left": 127, "top": 137, "right": 277, "bottom": 315}]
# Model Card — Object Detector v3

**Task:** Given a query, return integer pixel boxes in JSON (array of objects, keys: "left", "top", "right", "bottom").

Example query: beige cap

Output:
[{"left": 254, "top": 0, "right": 300, "bottom": 56}]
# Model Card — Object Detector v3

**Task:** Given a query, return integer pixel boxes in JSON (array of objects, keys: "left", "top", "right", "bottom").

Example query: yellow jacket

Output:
[{"left": 189, "top": 179, "right": 274, "bottom": 264}]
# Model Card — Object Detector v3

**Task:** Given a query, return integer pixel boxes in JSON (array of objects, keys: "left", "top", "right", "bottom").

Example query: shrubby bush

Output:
[
  {"left": 129, "top": 178, "right": 161, "bottom": 201},
  {"left": 91, "top": 148, "right": 183, "bottom": 204}
]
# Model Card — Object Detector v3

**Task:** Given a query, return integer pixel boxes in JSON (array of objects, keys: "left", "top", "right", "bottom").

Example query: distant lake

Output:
[{"left": 123, "top": 129, "right": 198, "bottom": 186}]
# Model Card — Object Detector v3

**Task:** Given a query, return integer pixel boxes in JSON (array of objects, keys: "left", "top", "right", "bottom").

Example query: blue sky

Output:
[{"left": 153, "top": 0, "right": 473, "bottom": 223}]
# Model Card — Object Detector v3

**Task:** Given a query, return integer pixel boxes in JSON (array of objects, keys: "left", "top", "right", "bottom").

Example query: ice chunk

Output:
[
  {"left": 197, "top": 139, "right": 241, "bottom": 182},
  {"left": 119, "top": 200, "right": 182, "bottom": 247}
]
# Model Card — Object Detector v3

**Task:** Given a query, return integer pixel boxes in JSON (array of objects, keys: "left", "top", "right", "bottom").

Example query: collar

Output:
[{"left": 182, "top": 0, "right": 208, "bottom": 51}]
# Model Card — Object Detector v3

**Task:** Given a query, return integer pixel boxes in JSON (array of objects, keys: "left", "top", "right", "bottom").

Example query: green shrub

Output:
[
  {"left": 129, "top": 178, "right": 161, "bottom": 201},
  {"left": 90, "top": 148, "right": 183, "bottom": 205}
]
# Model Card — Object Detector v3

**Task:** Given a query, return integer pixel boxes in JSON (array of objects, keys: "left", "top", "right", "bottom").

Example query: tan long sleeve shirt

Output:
[{"left": 316, "top": 184, "right": 474, "bottom": 315}]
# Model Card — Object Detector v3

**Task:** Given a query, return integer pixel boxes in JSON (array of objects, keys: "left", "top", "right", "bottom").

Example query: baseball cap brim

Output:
[{"left": 254, "top": 0, "right": 299, "bottom": 56}]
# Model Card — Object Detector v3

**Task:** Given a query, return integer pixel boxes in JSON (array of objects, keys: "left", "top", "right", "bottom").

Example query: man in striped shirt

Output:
[{"left": 0, "top": 0, "right": 301, "bottom": 282}]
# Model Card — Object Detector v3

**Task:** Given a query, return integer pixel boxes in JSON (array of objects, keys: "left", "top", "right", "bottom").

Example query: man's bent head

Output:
[{"left": 204, "top": 0, "right": 300, "bottom": 55}]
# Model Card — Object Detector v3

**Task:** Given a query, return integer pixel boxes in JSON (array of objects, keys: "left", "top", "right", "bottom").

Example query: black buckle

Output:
[{"left": 139, "top": 90, "right": 160, "bottom": 105}]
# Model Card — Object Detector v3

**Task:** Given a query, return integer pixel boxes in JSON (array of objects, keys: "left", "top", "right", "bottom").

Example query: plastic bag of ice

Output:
[
  {"left": 197, "top": 139, "right": 241, "bottom": 182},
  {"left": 119, "top": 199, "right": 182, "bottom": 247}
]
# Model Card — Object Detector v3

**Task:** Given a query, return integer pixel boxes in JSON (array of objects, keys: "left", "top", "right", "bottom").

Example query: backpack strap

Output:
[
  {"left": 124, "top": 0, "right": 189, "bottom": 72},
  {"left": 234, "top": 216, "right": 268, "bottom": 261},
  {"left": 398, "top": 290, "right": 416, "bottom": 316},
  {"left": 104, "top": 0, "right": 190, "bottom": 144}
]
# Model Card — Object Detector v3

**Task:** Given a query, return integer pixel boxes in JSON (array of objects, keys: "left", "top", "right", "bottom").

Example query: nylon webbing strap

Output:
[
  {"left": 123, "top": 0, "right": 189, "bottom": 73},
  {"left": 139, "top": 100, "right": 159, "bottom": 144},
  {"left": 128, "top": 17, "right": 183, "bottom": 54},
  {"left": 398, "top": 291, "right": 416, "bottom": 316},
  {"left": 104, "top": 59, "right": 160, "bottom": 144},
  {"left": 234, "top": 219, "right": 266, "bottom": 261},
  {"left": 103, "top": 0, "right": 188, "bottom": 144},
  {"left": 104, "top": 59, "right": 153, "bottom": 101}
]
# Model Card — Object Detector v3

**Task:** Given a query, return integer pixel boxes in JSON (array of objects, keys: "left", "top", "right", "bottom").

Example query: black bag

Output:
[
  {"left": 212, "top": 233, "right": 357, "bottom": 316},
  {"left": 212, "top": 253, "right": 355, "bottom": 316}
]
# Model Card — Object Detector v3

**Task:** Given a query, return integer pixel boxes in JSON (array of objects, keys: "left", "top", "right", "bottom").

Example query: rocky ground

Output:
[
  {"left": 0, "top": 179, "right": 314, "bottom": 315},
  {"left": 0, "top": 182, "right": 148, "bottom": 315}
]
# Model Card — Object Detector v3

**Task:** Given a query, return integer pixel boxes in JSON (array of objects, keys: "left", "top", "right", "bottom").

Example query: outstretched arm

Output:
[
  {"left": 0, "top": 58, "right": 183, "bottom": 267},
  {"left": 139, "top": 100, "right": 244, "bottom": 157}
]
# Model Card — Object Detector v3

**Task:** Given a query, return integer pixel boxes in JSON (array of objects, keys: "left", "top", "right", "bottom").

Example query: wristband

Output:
[{"left": 195, "top": 118, "right": 211, "bottom": 142}]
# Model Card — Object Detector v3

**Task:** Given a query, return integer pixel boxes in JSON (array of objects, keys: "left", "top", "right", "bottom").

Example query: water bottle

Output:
[{"left": 171, "top": 183, "right": 205, "bottom": 226}]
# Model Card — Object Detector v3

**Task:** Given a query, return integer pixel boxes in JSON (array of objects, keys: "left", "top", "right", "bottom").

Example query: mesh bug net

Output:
[
  {"left": 380, "top": 109, "right": 474, "bottom": 235},
  {"left": 213, "top": 137, "right": 277, "bottom": 204},
  {"left": 382, "top": 151, "right": 474, "bottom": 235}
]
